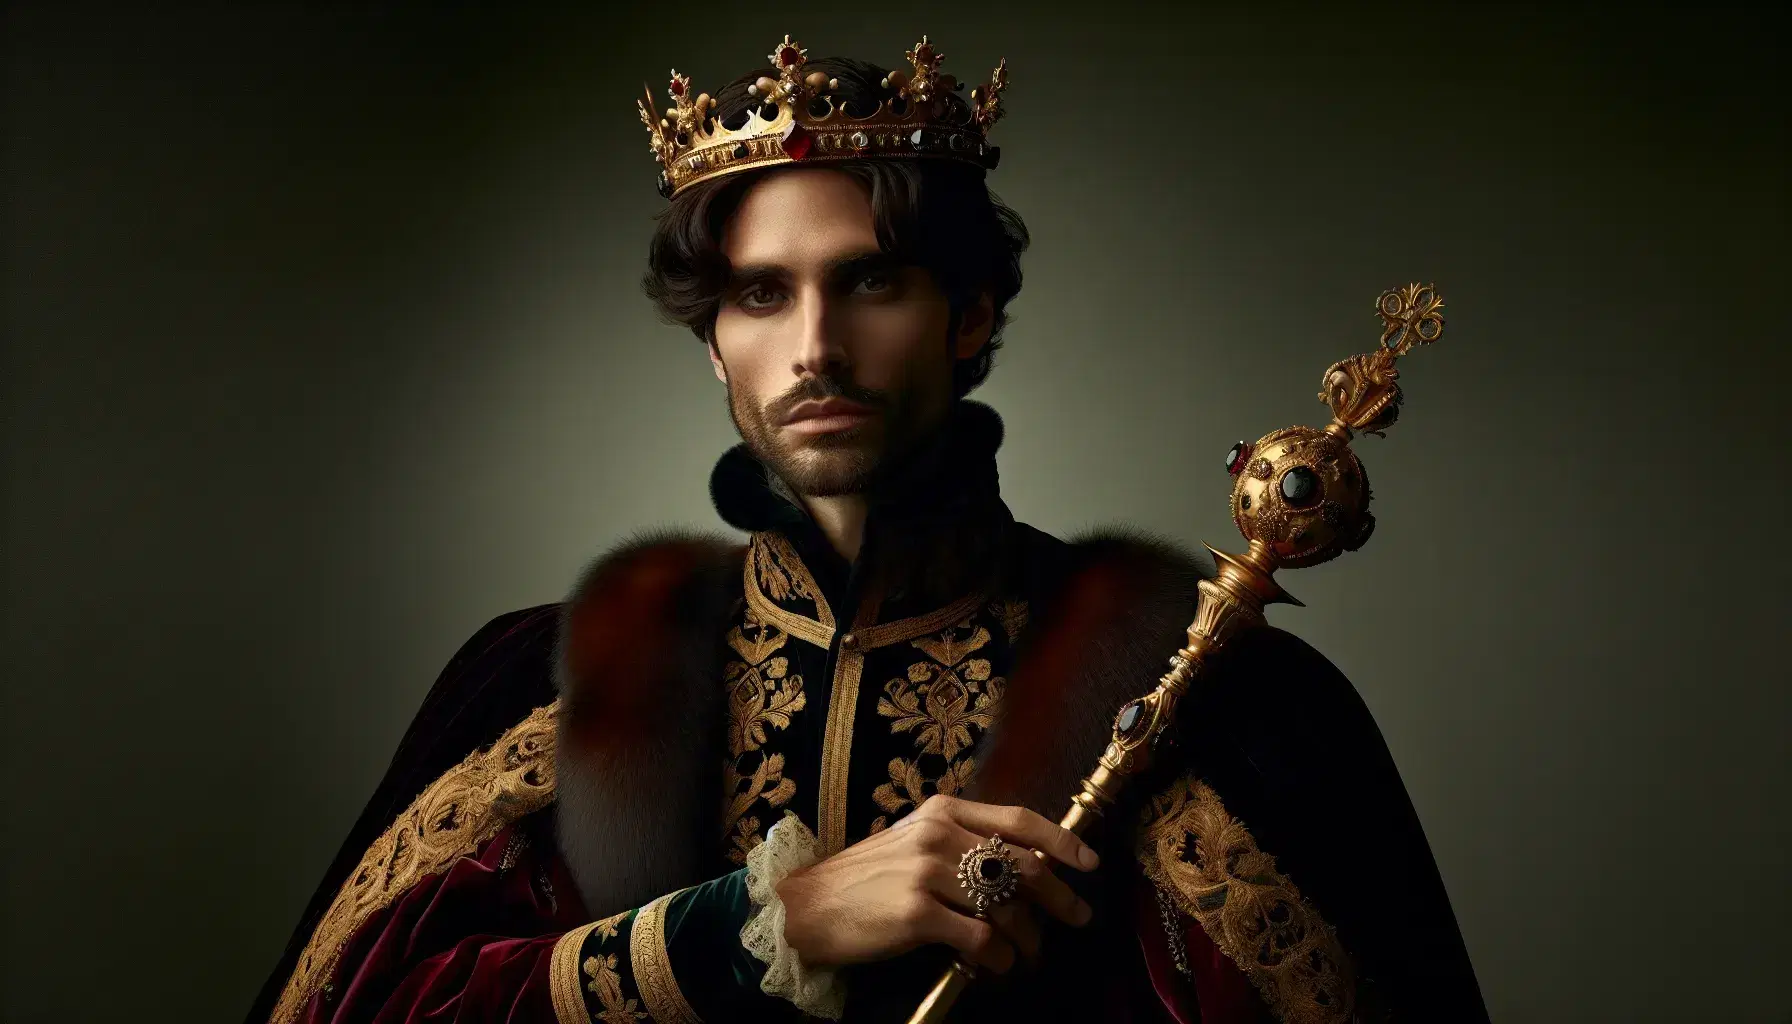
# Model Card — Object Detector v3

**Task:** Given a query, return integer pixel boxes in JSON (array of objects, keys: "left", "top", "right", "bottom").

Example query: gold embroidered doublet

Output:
[{"left": 721, "top": 532, "right": 1029, "bottom": 863}]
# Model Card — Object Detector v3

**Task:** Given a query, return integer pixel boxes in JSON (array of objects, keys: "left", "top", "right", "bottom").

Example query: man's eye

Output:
[
  {"left": 853, "top": 273, "right": 892, "bottom": 295},
  {"left": 739, "top": 285, "right": 782, "bottom": 309}
]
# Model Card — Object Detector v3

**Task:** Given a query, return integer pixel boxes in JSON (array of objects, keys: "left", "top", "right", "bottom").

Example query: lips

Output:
[
  {"left": 782, "top": 398, "right": 875, "bottom": 435},
  {"left": 784, "top": 398, "right": 872, "bottom": 423}
]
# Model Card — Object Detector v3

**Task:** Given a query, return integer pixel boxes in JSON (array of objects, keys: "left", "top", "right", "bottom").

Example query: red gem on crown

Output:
[{"left": 780, "top": 122, "right": 812, "bottom": 160}]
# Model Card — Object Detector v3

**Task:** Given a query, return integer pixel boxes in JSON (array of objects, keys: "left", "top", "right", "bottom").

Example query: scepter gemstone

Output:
[
  {"left": 1280, "top": 466, "right": 1321, "bottom": 506},
  {"left": 1116, "top": 699, "right": 1145, "bottom": 737},
  {"left": 1225, "top": 441, "right": 1251, "bottom": 475}
]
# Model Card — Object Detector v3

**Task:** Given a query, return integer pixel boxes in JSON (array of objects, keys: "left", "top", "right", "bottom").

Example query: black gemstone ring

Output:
[{"left": 957, "top": 834, "right": 1021, "bottom": 916}]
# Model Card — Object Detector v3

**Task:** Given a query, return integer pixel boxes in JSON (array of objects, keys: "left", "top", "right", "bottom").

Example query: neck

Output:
[{"left": 797, "top": 493, "right": 868, "bottom": 563}]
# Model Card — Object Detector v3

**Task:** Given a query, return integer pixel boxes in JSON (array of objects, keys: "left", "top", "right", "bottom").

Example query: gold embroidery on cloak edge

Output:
[
  {"left": 1137, "top": 774, "right": 1355, "bottom": 1024},
  {"left": 271, "top": 702, "right": 560, "bottom": 1024}
]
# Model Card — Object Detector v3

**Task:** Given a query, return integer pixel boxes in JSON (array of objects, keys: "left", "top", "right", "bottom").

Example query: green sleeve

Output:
[{"left": 555, "top": 868, "right": 805, "bottom": 1023}]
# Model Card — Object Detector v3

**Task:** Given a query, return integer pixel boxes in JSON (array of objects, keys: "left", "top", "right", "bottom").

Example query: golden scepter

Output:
[{"left": 908, "top": 283, "right": 1448, "bottom": 1023}]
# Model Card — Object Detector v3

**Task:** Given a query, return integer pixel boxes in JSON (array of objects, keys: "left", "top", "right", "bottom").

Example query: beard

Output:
[{"left": 725, "top": 367, "right": 938, "bottom": 499}]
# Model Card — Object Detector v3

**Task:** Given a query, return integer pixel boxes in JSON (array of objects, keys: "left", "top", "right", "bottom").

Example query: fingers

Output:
[
  {"left": 1011, "top": 849, "right": 1093, "bottom": 927},
  {"left": 925, "top": 795, "right": 1100, "bottom": 872},
  {"left": 988, "top": 903, "right": 1043, "bottom": 967},
  {"left": 924, "top": 842, "right": 1089, "bottom": 932},
  {"left": 913, "top": 899, "right": 1016, "bottom": 974}
]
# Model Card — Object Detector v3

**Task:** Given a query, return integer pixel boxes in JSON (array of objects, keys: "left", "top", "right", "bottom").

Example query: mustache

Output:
[{"left": 765, "top": 374, "right": 887, "bottom": 422}]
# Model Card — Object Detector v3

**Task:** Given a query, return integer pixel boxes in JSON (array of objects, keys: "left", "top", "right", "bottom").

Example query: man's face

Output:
[{"left": 710, "top": 168, "right": 991, "bottom": 497}]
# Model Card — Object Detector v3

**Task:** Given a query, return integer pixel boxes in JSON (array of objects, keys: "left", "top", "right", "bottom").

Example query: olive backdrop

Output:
[{"left": 4, "top": 3, "right": 1786, "bottom": 1021}]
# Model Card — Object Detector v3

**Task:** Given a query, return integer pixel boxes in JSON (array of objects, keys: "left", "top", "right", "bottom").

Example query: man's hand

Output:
[{"left": 773, "top": 795, "right": 1100, "bottom": 974}]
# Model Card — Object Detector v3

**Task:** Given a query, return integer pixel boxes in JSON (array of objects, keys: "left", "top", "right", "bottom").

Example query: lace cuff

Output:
[{"left": 740, "top": 813, "right": 847, "bottom": 1020}]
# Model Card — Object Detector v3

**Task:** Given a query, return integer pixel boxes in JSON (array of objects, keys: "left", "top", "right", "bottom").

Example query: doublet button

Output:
[{"left": 838, "top": 632, "right": 859, "bottom": 652}]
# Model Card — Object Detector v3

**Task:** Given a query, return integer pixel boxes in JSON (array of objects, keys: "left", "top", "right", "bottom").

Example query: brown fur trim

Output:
[
  {"left": 966, "top": 529, "right": 1210, "bottom": 828},
  {"left": 553, "top": 530, "right": 745, "bottom": 918}
]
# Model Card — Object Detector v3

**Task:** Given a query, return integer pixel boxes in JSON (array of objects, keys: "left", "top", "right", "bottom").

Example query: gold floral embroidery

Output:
[
  {"left": 869, "top": 613, "right": 1008, "bottom": 831},
  {"left": 722, "top": 609, "right": 805, "bottom": 865},
  {"left": 592, "top": 909, "right": 630, "bottom": 943},
  {"left": 725, "top": 615, "right": 805, "bottom": 757},
  {"left": 272, "top": 703, "right": 559, "bottom": 1024},
  {"left": 1137, "top": 775, "right": 1354, "bottom": 1024},
  {"left": 582, "top": 953, "right": 649, "bottom": 1024},
  {"left": 989, "top": 597, "right": 1029, "bottom": 644},
  {"left": 745, "top": 532, "right": 833, "bottom": 646},
  {"left": 869, "top": 755, "right": 977, "bottom": 833},
  {"left": 723, "top": 753, "right": 795, "bottom": 864},
  {"left": 727, "top": 815, "right": 764, "bottom": 863},
  {"left": 881, "top": 621, "right": 1004, "bottom": 760},
  {"left": 752, "top": 532, "right": 819, "bottom": 606}
]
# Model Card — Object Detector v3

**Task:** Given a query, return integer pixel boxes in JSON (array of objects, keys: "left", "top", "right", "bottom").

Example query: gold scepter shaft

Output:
[{"left": 906, "top": 283, "right": 1447, "bottom": 1023}]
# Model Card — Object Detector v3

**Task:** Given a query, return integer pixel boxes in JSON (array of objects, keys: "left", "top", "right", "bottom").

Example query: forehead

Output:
[{"left": 721, "top": 169, "right": 880, "bottom": 269}]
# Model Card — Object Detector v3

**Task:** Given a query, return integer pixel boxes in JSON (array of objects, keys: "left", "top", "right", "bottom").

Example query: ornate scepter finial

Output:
[{"left": 1221, "top": 283, "right": 1446, "bottom": 573}]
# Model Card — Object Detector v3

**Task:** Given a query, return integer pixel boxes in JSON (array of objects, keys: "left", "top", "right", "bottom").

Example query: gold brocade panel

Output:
[
  {"left": 868, "top": 599, "right": 1028, "bottom": 833},
  {"left": 722, "top": 533, "right": 1030, "bottom": 864}
]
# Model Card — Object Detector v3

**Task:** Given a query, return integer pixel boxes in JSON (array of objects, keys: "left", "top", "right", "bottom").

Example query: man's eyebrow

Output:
[
  {"left": 822, "top": 251, "right": 902, "bottom": 282},
  {"left": 724, "top": 263, "right": 788, "bottom": 290},
  {"left": 725, "top": 250, "right": 899, "bottom": 290}
]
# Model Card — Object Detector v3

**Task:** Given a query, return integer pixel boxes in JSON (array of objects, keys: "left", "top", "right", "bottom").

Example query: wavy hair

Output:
[{"left": 640, "top": 57, "right": 1030, "bottom": 397}]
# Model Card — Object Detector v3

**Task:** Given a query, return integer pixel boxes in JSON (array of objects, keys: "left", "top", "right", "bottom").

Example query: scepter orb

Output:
[{"left": 1226, "top": 282, "right": 1445, "bottom": 569}]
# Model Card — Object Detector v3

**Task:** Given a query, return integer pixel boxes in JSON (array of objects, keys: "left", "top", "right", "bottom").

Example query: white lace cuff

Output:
[{"left": 740, "top": 813, "right": 847, "bottom": 1020}]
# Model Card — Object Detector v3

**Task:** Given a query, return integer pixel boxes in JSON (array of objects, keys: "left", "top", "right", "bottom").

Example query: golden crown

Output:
[{"left": 638, "top": 34, "right": 1009, "bottom": 199}]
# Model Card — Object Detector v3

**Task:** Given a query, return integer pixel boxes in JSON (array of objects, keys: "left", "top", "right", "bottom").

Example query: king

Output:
[{"left": 250, "top": 35, "right": 1488, "bottom": 1024}]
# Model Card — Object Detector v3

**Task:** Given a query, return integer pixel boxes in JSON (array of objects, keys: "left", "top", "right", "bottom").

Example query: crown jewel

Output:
[{"left": 637, "top": 34, "right": 1010, "bottom": 199}]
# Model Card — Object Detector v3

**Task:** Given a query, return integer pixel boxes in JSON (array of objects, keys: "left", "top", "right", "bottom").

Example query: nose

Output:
[{"left": 790, "top": 284, "right": 849, "bottom": 381}]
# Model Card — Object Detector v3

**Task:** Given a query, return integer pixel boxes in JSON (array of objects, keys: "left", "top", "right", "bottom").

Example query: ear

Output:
[
  {"left": 707, "top": 340, "right": 727, "bottom": 383},
  {"left": 953, "top": 291, "right": 996, "bottom": 360}
]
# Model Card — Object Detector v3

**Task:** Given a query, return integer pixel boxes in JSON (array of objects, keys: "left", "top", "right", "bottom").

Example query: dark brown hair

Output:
[{"left": 640, "top": 57, "right": 1030, "bottom": 398}]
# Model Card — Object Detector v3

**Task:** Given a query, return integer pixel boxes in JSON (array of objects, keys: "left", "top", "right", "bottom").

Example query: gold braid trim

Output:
[
  {"left": 631, "top": 890, "right": 703, "bottom": 1024},
  {"left": 551, "top": 919, "right": 605, "bottom": 1024},
  {"left": 815, "top": 636, "right": 869, "bottom": 859},
  {"left": 1137, "top": 774, "right": 1355, "bottom": 1024},
  {"left": 817, "top": 591, "right": 988, "bottom": 855},
  {"left": 269, "top": 702, "right": 561, "bottom": 1024}
]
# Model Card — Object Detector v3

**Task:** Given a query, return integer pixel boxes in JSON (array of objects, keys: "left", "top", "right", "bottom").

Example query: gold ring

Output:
[{"left": 956, "top": 834, "right": 1020, "bottom": 916}]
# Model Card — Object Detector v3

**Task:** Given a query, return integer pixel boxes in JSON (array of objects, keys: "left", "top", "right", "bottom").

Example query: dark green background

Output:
[{"left": 4, "top": 3, "right": 1786, "bottom": 1021}]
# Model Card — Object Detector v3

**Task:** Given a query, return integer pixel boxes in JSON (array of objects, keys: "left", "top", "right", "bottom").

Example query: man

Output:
[{"left": 250, "top": 36, "right": 1486, "bottom": 1024}]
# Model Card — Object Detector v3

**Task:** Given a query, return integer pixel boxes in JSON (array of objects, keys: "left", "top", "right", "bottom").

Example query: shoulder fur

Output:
[
  {"left": 553, "top": 529, "right": 744, "bottom": 918},
  {"left": 968, "top": 527, "right": 1213, "bottom": 828}
]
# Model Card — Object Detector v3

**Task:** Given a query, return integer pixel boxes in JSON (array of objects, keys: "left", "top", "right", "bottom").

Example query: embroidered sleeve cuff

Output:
[
  {"left": 740, "top": 813, "right": 847, "bottom": 1020},
  {"left": 552, "top": 868, "right": 807, "bottom": 1023},
  {"left": 549, "top": 908, "right": 648, "bottom": 1024}
]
